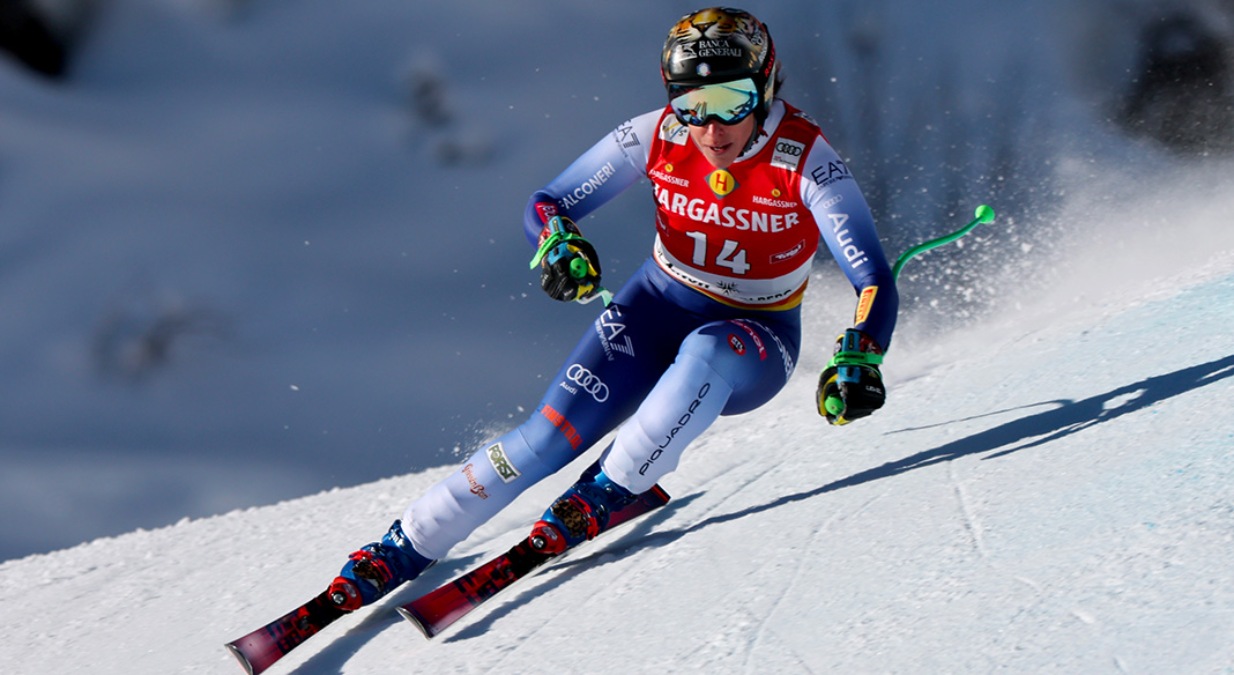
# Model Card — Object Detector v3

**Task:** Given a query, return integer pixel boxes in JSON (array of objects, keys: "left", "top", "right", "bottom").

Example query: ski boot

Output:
[
  {"left": 327, "top": 519, "right": 434, "bottom": 611},
  {"left": 529, "top": 467, "right": 637, "bottom": 555}
]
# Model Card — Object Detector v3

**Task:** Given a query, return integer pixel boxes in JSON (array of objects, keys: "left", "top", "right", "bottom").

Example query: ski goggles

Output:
[{"left": 669, "top": 78, "right": 760, "bottom": 126}]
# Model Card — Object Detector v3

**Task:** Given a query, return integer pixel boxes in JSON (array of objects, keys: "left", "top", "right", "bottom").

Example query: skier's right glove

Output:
[
  {"left": 817, "top": 329, "right": 886, "bottom": 426},
  {"left": 530, "top": 215, "right": 607, "bottom": 304}
]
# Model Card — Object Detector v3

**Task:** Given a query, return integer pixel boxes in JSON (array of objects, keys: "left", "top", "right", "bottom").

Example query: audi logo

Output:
[
  {"left": 775, "top": 141, "right": 803, "bottom": 156},
  {"left": 566, "top": 363, "right": 609, "bottom": 402}
]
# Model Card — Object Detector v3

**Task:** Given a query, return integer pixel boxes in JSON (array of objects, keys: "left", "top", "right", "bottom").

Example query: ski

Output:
[
  {"left": 398, "top": 484, "right": 670, "bottom": 638},
  {"left": 224, "top": 484, "right": 669, "bottom": 672},
  {"left": 225, "top": 589, "right": 347, "bottom": 675}
]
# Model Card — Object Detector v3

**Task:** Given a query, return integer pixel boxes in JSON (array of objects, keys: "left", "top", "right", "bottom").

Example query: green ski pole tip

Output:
[
  {"left": 569, "top": 257, "right": 589, "bottom": 279},
  {"left": 824, "top": 395, "right": 845, "bottom": 417},
  {"left": 975, "top": 204, "right": 995, "bottom": 223}
]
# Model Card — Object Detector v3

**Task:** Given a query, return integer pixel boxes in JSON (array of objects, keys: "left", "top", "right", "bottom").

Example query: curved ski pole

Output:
[
  {"left": 822, "top": 205, "right": 995, "bottom": 419},
  {"left": 891, "top": 204, "right": 995, "bottom": 280}
]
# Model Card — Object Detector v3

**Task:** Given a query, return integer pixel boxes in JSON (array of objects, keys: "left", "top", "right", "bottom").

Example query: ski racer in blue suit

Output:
[{"left": 325, "top": 7, "right": 899, "bottom": 612}]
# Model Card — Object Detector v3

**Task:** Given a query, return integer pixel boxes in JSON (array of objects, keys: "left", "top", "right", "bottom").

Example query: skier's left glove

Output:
[
  {"left": 530, "top": 215, "right": 608, "bottom": 304},
  {"left": 817, "top": 329, "right": 885, "bottom": 426}
]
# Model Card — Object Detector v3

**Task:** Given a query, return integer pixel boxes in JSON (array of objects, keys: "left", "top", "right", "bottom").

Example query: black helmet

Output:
[{"left": 661, "top": 8, "right": 779, "bottom": 122}]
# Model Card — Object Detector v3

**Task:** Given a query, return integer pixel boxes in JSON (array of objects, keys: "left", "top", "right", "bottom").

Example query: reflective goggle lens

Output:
[{"left": 669, "top": 78, "right": 759, "bottom": 126}]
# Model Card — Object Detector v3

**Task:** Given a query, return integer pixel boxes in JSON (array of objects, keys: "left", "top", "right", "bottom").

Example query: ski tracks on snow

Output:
[
  {"left": 949, "top": 462, "right": 990, "bottom": 560},
  {"left": 677, "top": 456, "right": 889, "bottom": 673}
]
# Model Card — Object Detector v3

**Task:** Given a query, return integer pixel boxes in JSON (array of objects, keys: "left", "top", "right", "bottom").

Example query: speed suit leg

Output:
[
  {"left": 601, "top": 316, "right": 799, "bottom": 495},
  {"left": 400, "top": 271, "right": 693, "bottom": 560}
]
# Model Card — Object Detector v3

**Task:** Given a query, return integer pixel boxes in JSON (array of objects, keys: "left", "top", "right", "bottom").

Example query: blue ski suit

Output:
[{"left": 401, "top": 100, "right": 897, "bottom": 559}]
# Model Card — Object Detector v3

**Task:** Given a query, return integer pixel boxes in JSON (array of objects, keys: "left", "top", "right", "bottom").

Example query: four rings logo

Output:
[
  {"left": 772, "top": 138, "right": 806, "bottom": 171},
  {"left": 563, "top": 363, "right": 610, "bottom": 402},
  {"left": 775, "top": 141, "right": 803, "bottom": 156}
]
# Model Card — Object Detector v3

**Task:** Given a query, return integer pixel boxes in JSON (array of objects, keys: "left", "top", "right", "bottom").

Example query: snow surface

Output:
[{"left": 2, "top": 0, "right": 1234, "bottom": 672}]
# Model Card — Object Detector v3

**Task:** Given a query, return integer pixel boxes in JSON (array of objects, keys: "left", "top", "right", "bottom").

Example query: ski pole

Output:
[
  {"left": 822, "top": 205, "right": 996, "bottom": 420},
  {"left": 891, "top": 204, "right": 995, "bottom": 280}
]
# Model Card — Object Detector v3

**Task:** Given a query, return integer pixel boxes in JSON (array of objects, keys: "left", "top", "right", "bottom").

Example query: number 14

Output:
[{"left": 686, "top": 231, "right": 751, "bottom": 275}]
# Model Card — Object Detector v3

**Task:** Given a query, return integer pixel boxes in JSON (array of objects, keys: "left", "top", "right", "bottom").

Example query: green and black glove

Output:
[
  {"left": 817, "top": 329, "right": 886, "bottom": 426},
  {"left": 530, "top": 216, "right": 607, "bottom": 304}
]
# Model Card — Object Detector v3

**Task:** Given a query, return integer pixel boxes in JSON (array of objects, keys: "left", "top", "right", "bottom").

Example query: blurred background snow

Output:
[{"left": 1, "top": 0, "right": 1231, "bottom": 561}]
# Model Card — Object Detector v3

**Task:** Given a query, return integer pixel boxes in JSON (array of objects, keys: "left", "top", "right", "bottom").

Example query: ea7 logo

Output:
[
  {"left": 613, "top": 120, "right": 640, "bottom": 149},
  {"left": 596, "top": 305, "right": 635, "bottom": 360},
  {"left": 812, "top": 158, "right": 852, "bottom": 187}
]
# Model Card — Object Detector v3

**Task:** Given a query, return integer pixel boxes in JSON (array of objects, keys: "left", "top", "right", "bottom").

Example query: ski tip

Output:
[
  {"left": 224, "top": 642, "right": 258, "bottom": 675},
  {"left": 396, "top": 606, "right": 438, "bottom": 640}
]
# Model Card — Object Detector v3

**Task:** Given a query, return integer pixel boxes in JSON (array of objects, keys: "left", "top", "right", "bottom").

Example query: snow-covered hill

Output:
[
  {"left": 2, "top": 214, "right": 1233, "bottom": 672},
  {"left": 1, "top": 0, "right": 1226, "bottom": 561},
  {"left": 2, "top": 0, "right": 1234, "bottom": 671}
]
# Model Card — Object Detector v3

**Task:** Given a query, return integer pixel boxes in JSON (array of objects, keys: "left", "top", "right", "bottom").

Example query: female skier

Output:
[{"left": 327, "top": 6, "right": 899, "bottom": 611}]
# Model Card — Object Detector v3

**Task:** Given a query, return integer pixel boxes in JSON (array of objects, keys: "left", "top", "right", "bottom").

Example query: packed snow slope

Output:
[
  {"left": 2, "top": 203, "right": 1233, "bottom": 673},
  {"left": 3, "top": 0, "right": 1234, "bottom": 672},
  {"left": 6, "top": 0, "right": 1228, "bottom": 563}
]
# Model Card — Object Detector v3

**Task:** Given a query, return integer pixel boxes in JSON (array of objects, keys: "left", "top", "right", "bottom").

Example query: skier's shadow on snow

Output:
[
  {"left": 657, "top": 353, "right": 1234, "bottom": 543},
  {"left": 287, "top": 355, "right": 1234, "bottom": 660},
  {"left": 435, "top": 500, "right": 683, "bottom": 643}
]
